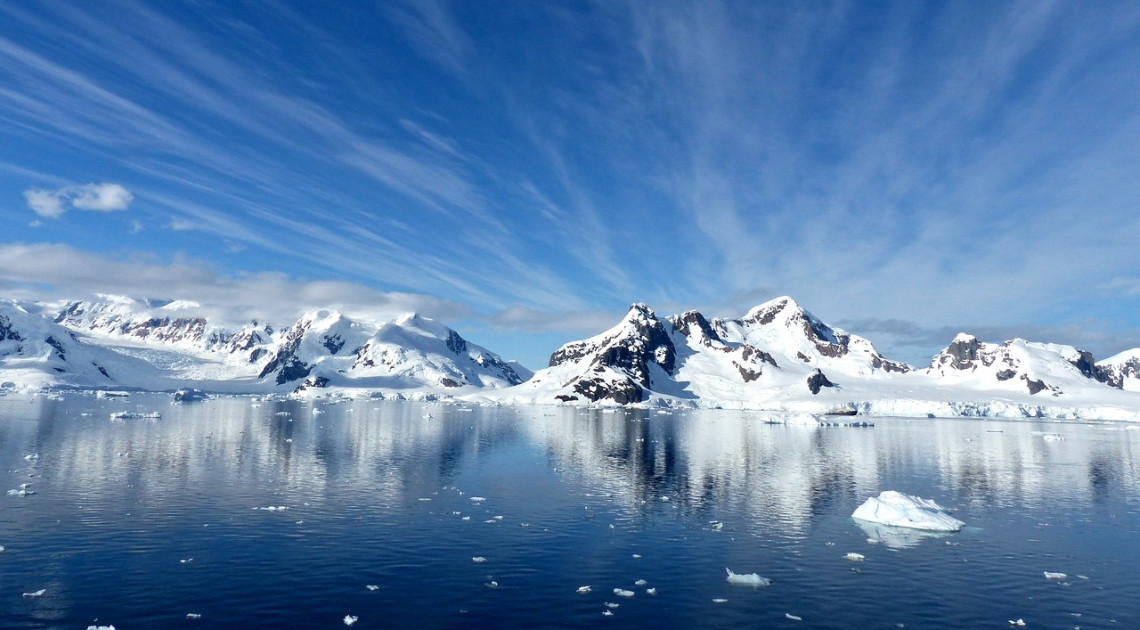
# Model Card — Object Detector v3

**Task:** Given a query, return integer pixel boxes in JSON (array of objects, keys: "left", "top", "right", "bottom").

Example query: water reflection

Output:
[{"left": 3, "top": 395, "right": 1140, "bottom": 537}]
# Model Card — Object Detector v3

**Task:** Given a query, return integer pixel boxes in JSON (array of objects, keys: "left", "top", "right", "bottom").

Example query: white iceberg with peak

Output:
[{"left": 852, "top": 491, "right": 964, "bottom": 532}]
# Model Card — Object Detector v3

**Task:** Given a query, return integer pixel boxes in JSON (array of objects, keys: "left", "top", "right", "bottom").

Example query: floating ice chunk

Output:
[
  {"left": 24, "top": 453, "right": 39, "bottom": 461},
  {"left": 343, "top": 614, "right": 358, "bottom": 626},
  {"left": 186, "top": 613, "right": 202, "bottom": 620},
  {"left": 254, "top": 506, "right": 289, "bottom": 511},
  {"left": 710, "top": 520, "right": 724, "bottom": 530},
  {"left": 605, "top": 602, "right": 620, "bottom": 608},
  {"left": 484, "top": 580, "right": 498, "bottom": 588},
  {"left": 577, "top": 586, "right": 591, "bottom": 594},
  {"left": 469, "top": 496, "right": 486, "bottom": 502},
  {"left": 712, "top": 598, "right": 728, "bottom": 603},
  {"left": 472, "top": 556, "right": 487, "bottom": 563},
  {"left": 852, "top": 491, "right": 964, "bottom": 532},
  {"left": 632, "top": 554, "right": 641, "bottom": 559},
  {"left": 1008, "top": 619, "right": 1026, "bottom": 627},
  {"left": 418, "top": 498, "right": 432, "bottom": 502},
  {"left": 786, "top": 613, "right": 803, "bottom": 621},
  {"left": 366, "top": 585, "right": 379, "bottom": 591},
  {"left": 646, "top": 587, "right": 657, "bottom": 596},
  {"left": 1044, "top": 571, "right": 1067, "bottom": 580},
  {"left": 634, "top": 579, "right": 647, "bottom": 586},
  {"left": 602, "top": 610, "right": 614, "bottom": 616},
  {"left": 110, "top": 411, "right": 161, "bottom": 420},
  {"left": 725, "top": 567, "right": 771, "bottom": 587},
  {"left": 180, "top": 558, "right": 193, "bottom": 564},
  {"left": 23, "top": 589, "right": 46, "bottom": 597},
  {"left": 461, "top": 516, "right": 471, "bottom": 521},
  {"left": 7, "top": 488, "right": 36, "bottom": 497},
  {"left": 845, "top": 553, "right": 865, "bottom": 561},
  {"left": 0, "top": 545, "right": 5, "bottom": 552},
  {"left": 613, "top": 588, "right": 634, "bottom": 597},
  {"left": 87, "top": 625, "right": 116, "bottom": 630}
]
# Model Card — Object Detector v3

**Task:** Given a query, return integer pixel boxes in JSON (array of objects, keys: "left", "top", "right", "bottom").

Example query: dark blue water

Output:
[{"left": 2, "top": 394, "right": 1139, "bottom": 629}]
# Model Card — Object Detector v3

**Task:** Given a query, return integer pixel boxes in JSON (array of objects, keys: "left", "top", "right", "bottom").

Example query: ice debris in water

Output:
[
  {"left": 472, "top": 556, "right": 487, "bottom": 563},
  {"left": 469, "top": 496, "right": 487, "bottom": 503},
  {"left": 852, "top": 491, "right": 964, "bottom": 532},
  {"left": 366, "top": 585, "right": 379, "bottom": 591},
  {"left": 343, "top": 614, "right": 358, "bottom": 626},
  {"left": 577, "top": 585, "right": 592, "bottom": 594},
  {"left": 845, "top": 552, "right": 865, "bottom": 561},
  {"left": 602, "top": 610, "right": 614, "bottom": 617},
  {"left": 23, "top": 589, "right": 46, "bottom": 597},
  {"left": 24, "top": 453, "right": 39, "bottom": 461},
  {"left": 725, "top": 567, "right": 771, "bottom": 586},
  {"left": 87, "top": 625, "right": 116, "bottom": 630},
  {"left": 7, "top": 488, "right": 36, "bottom": 496},
  {"left": 254, "top": 506, "right": 289, "bottom": 511},
  {"left": 646, "top": 587, "right": 657, "bottom": 596},
  {"left": 1008, "top": 619, "right": 1026, "bottom": 627},
  {"left": 634, "top": 579, "right": 647, "bottom": 586},
  {"left": 712, "top": 598, "right": 728, "bottom": 604},
  {"left": 613, "top": 588, "right": 634, "bottom": 597},
  {"left": 1044, "top": 571, "right": 1067, "bottom": 580},
  {"left": 186, "top": 613, "right": 202, "bottom": 620},
  {"left": 786, "top": 613, "right": 803, "bottom": 621}
]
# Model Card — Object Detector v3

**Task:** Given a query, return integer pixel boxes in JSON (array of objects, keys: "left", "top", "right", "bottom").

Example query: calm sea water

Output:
[{"left": 2, "top": 394, "right": 1139, "bottom": 629}]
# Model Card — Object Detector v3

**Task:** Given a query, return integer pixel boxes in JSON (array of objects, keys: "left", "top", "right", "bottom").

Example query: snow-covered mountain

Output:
[
  {"left": 1098, "top": 349, "right": 1140, "bottom": 392},
  {"left": 500, "top": 297, "right": 910, "bottom": 406},
  {"left": 1, "top": 296, "right": 523, "bottom": 397},
  {"left": 486, "top": 297, "right": 1140, "bottom": 419},
  {"left": 0, "top": 301, "right": 117, "bottom": 390}
]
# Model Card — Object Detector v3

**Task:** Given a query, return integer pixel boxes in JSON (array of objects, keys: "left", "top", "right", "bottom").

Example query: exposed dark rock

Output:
[
  {"left": 440, "top": 377, "right": 462, "bottom": 388},
  {"left": 322, "top": 334, "right": 345, "bottom": 355},
  {"left": 734, "top": 362, "right": 762, "bottom": 382},
  {"left": 943, "top": 335, "right": 980, "bottom": 370},
  {"left": 807, "top": 369, "right": 836, "bottom": 395},
  {"left": 445, "top": 330, "right": 467, "bottom": 354},
  {"left": 555, "top": 394, "right": 579, "bottom": 402},
  {"left": 741, "top": 345, "right": 777, "bottom": 367},
  {"left": 0, "top": 316, "right": 22, "bottom": 341},
  {"left": 572, "top": 375, "right": 643, "bottom": 404},
  {"left": 292, "top": 375, "right": 329, "bottom": 394},
  {"left": 1022, "top": 375, "right": 1047, "bottom": 395},
  {"left": 671, "top": 310, "right": 721, "bottom": 345},
  {"left": 44, "top": 336, "right": 67, "bottom": 361},
  {"left": 995, "top": 369, "right": 1017, "bottom": 381}
]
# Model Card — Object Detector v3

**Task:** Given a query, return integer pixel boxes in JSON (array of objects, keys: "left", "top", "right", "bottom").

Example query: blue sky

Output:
[{"left": 3, "top": 0, "right": 1140, "bottom": 370}]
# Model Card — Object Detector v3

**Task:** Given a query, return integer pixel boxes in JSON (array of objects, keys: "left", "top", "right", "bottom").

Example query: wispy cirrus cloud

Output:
[{"left": 24, "top": 183, "right": 133, "bottom": 218}]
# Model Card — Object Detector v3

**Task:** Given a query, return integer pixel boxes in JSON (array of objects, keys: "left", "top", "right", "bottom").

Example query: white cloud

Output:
[
  {"left": 0, "top": 243, "right": 469, "bottom": 326},
  {"left": 23, "top": 182, "right": 134, "bottom": 218}
]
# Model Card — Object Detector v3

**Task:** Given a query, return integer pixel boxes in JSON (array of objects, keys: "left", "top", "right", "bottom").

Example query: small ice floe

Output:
[
  {"left": 186, "top": 613, "right": 202, "bottom": 620},
  {"left": 613, "top": 588, "right": 634, "bottom": 597},
  {"left": 311, "top": 408, "right": 324, "bottom": 415},
  {"left": 852, "top": 491, "right": 964, "bottom": 532},
  {"left": 845, "top": 552, "right": 865, "bottom": 561},
  {"left": 86, "top": 625, "right": 116, "bottom": 630},
  {"left": 725, "top": 567, "right": 771, "bottom": 587},
  {"left": 180, "top": 558, "right": 193, "bottom": 564},
  {"left": 23, "top": 589, "right": 46, "bottom": 598},
  {"left": 786, "top": 613, "right": 803, "bottom": 621},
  {"left": 604, "top": 602, "right": 620, "bottom": 608},
  {"left": 254, "top": 506, "right": 289, "bottom": 511},
  {"left": 577, "top": 586, "right": 592, "bottom": 594},
  {"left": 284, "top": 438, "right": 293, "bottom": 443},
  {"left": 472, "top": 556, "right": 487, "bottom": 563},
  {"left": 418, "top": 498, "right": 432, "bottom": 502},
  {"left": 7, "top": 488, "right": 36, "bottom": 497},
  {"left": 462, "top": 516, "right": 471, "bottom": 521},
  {"left": 343, "top": 614, "right": 358, "bottom": 626},
  {"left": 366, "top": 585, "right": 379, "bottom": 591},
  {"left": 173, "top": 388, "right": 209, "bottom": 403},
  {"left": 634, "top": 579, "right": 647, "bottom": 586},
  {"left": 646, "top": 587, "right": 657, "bottom": 596},
  {"left": 469, "top": 496, "right": 487, "bottom": 503},
  {"left": 1044, "top": 571, "right": 1067, "bottom": 580},
  {"left": 602, "top": 610, "right": 614, "bottom": 616},
  {"left": 709, "top": 520, "right": 724, "bottom": 530},
  {"left": 109, "top": 411, "right": 161, "bottom": 420},
  {"left": 0, "top": 545, "right": 5, "bottom": 552},
  {"left": 1008, "top": 619, "right": 1026, "bottom": 627},
  {"left": 632, "top": 554, "right": 642, "bottom": 559},
  {"left": 484, "top": 580, "right": 499, "bottom": 588},
  {"left": 24, "top": 453, "right": 39, "bottom": 461},
  {"left": 712, "top": 598, "right": 728, "bottom": 604}
]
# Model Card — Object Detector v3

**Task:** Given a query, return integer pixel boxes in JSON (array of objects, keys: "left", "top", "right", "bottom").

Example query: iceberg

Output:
[
  {"left": 725, "top": 567, "right": 771, "bottom": 586},
  {"left": 852, "top": 491, "right": 964, "bottom": 532}
]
